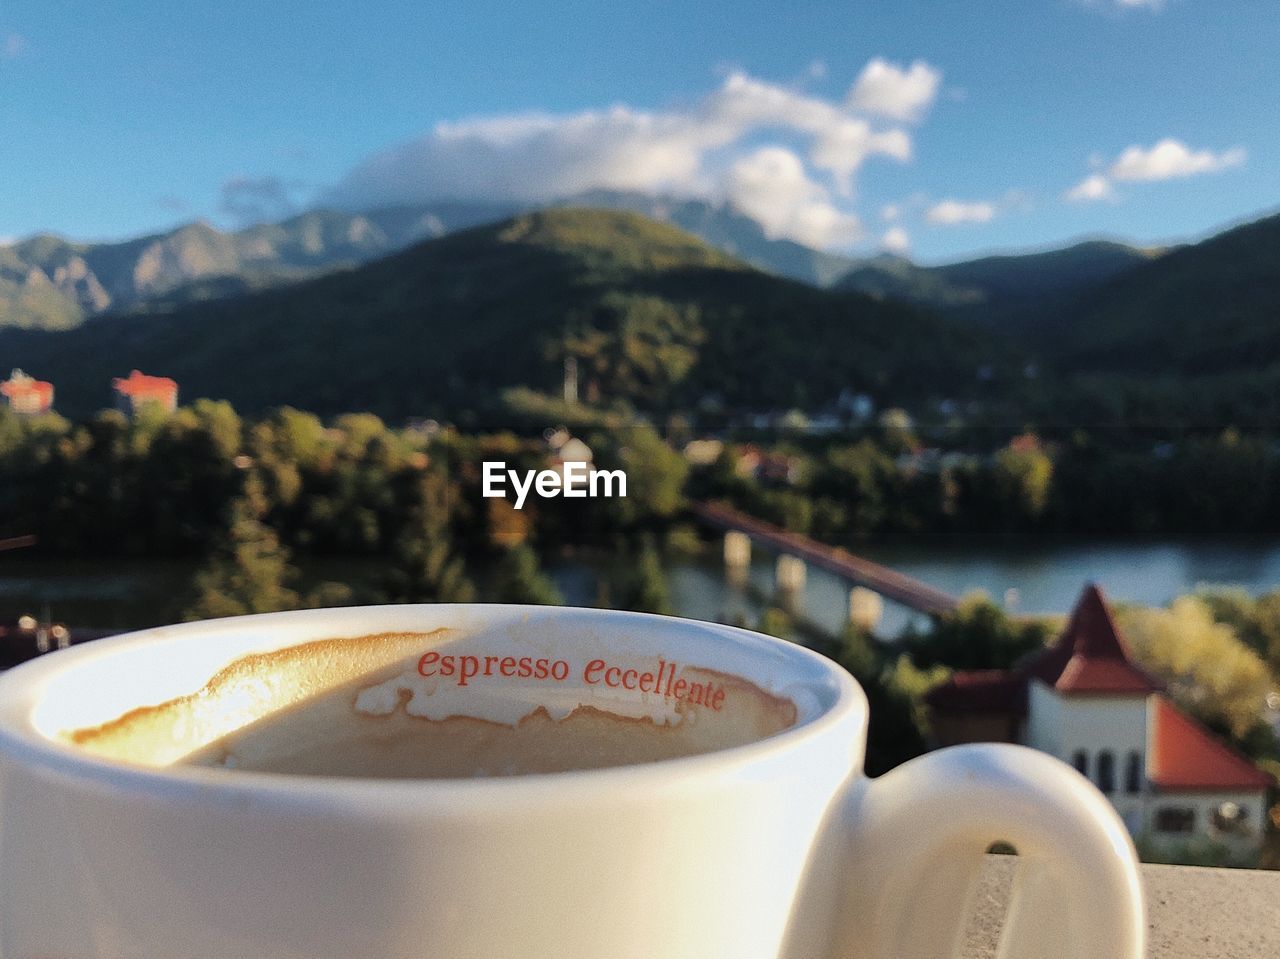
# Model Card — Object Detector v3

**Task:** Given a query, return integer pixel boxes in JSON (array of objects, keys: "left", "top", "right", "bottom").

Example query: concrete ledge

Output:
[{"left": 963, "top": 855, "right": 1280, "bottom": 958}]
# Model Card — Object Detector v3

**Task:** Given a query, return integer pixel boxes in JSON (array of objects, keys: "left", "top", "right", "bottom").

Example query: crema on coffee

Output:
[{"left": 65, "top": 629, "right": 798, "bottom": 778}]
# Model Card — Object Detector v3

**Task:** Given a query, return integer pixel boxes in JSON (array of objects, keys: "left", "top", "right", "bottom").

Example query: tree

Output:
[
  {"left": 383, "top": 470, "right": 476, "bottom": 604},
  {"left": 605, "top": 423, "right": 688, "bottom": 523},
  {"left": 912, "top": 591, "right": 1050, "bottom": 670},
  {"left": 486, "top": 496, "right": 531, "bottom": 548},
  {"left": 756, "top": 606, "right": 792, "bottom": 640},
  {"left": 1198, "top": 586, "right": 1280, "bottom": 676},
  {"left": 184, "top": 476, "right": 301, "bottom": 620},
  {"left": 491, "top": 545, "right": 563, "bottom": 605},
  {"left": 246, "top": 407, "right": 329, "bottom": 525},
  {"left": 991, "top": 443, "right": 1053, "bottom": 525},
  {"left": 1118, "top": 597, "right": 1276, "bottom": 745},
  {"left": 837, "top": 621, "right": 879, "bottom": 680},
  {"left": 835, "top": 622, "right": 950, "bottom": 776},
  {"left": 142, "top": 401, "right": 242, "bottom": 552},
  {"left": 816, "top": 440, "right": 895, "bottom": 538},
  {"left": 608, "top": 538, "right": 670, "bottom": 614},
  {"left": 563, "top": 293, "right": 703, "bottom": 408}
]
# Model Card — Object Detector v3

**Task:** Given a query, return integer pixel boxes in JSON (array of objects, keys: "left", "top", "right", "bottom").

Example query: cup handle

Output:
[{"left": 834, "top": 743, "right": 1145, "bottom": 959}]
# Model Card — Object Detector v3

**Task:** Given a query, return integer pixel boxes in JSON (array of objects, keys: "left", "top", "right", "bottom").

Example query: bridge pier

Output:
[
  {"left": 724, "top": 530, "right": 751, "bottom": 569},
  {"left": 848, "top": 586, "right": 883, "bottom": 632},
  {"left": 776, "top": 554, "right": 806, "bottom": 593}
]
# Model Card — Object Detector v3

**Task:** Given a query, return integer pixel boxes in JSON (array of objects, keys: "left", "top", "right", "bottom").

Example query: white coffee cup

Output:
[{"left": 0, "top": 605, "right": 1144, "bottom": 958}]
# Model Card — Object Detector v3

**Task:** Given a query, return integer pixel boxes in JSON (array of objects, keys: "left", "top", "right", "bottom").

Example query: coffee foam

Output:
[
  {"left": 66, "top": 630, "right": 449, "bottom": 766},
  {"left": 64, "top": 630, "right": 798, "bottom": 778}
]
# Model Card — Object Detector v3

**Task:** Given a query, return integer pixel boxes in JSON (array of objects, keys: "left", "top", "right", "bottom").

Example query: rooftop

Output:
[
  {"left": 112, "top": 369, "right": 178, "bottom": 397},
  {"left": 1, "top": 369, "right": 54, "bottom": 402},
  {"left": 927, "top": 584, "right": 1273, "bottom": 794},
  {"left": 1022, "top": 583, "right": 1164, "bottom": 696},
  {"left": 923, "top": 670, "right": 1027, "bottom": 715},
  {"left": 1149, "top": 697, "right": 1274, "bottom": 791}
]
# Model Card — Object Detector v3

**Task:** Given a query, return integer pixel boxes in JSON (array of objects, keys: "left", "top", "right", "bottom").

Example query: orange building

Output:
[
  {"left": 1, "top": 370, "right": 55, "bottom": 415},
  {"left": 112, "top": 370, "right": 178, "bottom": 416}
]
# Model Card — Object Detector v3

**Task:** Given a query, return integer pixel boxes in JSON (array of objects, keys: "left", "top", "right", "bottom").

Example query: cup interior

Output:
[{"left": 15, "top": 606, "right": 848, "bottom": 779}]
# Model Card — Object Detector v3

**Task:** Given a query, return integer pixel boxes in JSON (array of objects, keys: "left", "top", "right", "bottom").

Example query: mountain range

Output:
[
  {"left": 0, "top": 189, "right": 1147, "bottom": 332},
  {"left": 2, "top": 198, "right": 1278, "bottom": 426},
  {"left": 0, "top": 209, "right": 989, "bottom": 419},
  {"left": 835, "top": 240, "right": 1161, "bottom": 331},
  {"left": 0, "top": 203, "right": 518, "bottom": 330},
  {"left": 1050, "top": 210, "right": 1280, "bottom": 376}
]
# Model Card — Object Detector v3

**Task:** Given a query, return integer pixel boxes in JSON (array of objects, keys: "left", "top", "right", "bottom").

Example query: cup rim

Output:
[{"left": 0, "top": 605, "right": 868, "bottom": 811}]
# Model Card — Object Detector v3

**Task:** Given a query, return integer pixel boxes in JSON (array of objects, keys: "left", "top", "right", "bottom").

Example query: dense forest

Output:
[
  {"left": 7, "top": 208, "right": 1280, "bottom": 430},
  {"left": 0, "top": 210, "right": 990, "bottom": 420}
]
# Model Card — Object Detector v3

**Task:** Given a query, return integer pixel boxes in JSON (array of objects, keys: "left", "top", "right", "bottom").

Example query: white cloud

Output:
[
  {"left": 847, "top": 59, "right": 942, "bottom": 123},
  {"left": 1109, "top": 139, "right": 1246, "bottom": 182},
  {"left": 2, "top": 33, "right": 25, "bottom": 59},
  {"left": 880, "top": 203, "right": 901, "bottom": 222},
  {"left": 1080, "top": 0, "right": 1166, "bottom": 11},
  {"left": 710, "top": 72, "right": 912, "bottom": 195},
  {"left": 1066, "top": 174, "right": 1114, "bottom": 203},
  {"left": 220, "top": 175, "right": 305, "bottom": 226},
  {"left": 0, "top": 235, "right": 14, "bottom": 247},
  {"left": 925, "top": 199, "right": 996, "bottom": 225},
  {"left": 325, "top": 66, "right": 922, "bottom": 248},
  {"left": 1066, "top": 138, "right": 1246, "bottom": 202},
  {"left": 880, "top": 227, "right": 910, "bottom": 254},
  {"left": 726, "top": 147, "right": 862, "bottom": 249}
]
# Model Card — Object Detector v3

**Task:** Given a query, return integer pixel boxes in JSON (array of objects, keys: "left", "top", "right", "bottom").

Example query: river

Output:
[{"left": 9, "top": 539, "right": 1278, "bottom": 639}]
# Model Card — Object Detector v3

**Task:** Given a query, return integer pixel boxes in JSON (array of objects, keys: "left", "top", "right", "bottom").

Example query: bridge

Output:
[
  {"left": 0, "top": 535, "right": 37, "bottom": 553},
  {"left": 692, "top": 501, "right": 959, "bottom": 619}
]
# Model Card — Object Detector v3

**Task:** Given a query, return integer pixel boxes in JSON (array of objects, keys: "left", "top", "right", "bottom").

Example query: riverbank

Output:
[{"left": 7, "top": 537, "right": 1280, "bottom": 638}]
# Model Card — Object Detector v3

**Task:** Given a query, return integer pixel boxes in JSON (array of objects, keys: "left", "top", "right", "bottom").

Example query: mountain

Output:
[
  {"left": 0, "top": 203, "right": 518, "bottom": 330},
  {"left": 563, "top": 191, "right": 858, "bottom": 286},
  {"left": 836, "top": 240, "right": 1158, "bottom": 332},
  {"left": 1047, "top": 211, "right": 1280, "bottom": 376},
  {"left": 3, "top": 180, "right": 1169, "bottom": 339},
  {"left": 836, "top": 254, "right": 984, "bottom": 310},
  {"left": 0, "top": 193, "right": 863, "bottom": 331},
  {"left": 0, "top": 209, "right": 994, "bottom": 419}
]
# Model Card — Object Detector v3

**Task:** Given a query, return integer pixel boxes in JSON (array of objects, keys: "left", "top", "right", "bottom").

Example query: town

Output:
[{"left": 3, "top": 365, "right": 1277, "bottom": 867}]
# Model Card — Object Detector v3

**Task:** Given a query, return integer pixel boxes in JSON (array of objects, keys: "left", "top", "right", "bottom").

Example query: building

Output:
[
  {"left": 0, "top": 615, "right": 121, "bottom": 671},
  {"left": 927, "top": 584, "right": 1273, "bottom": 863},
  {"left": 1, "top": 369, "right": 54, "bottom": 415},
  {"left": 732, "top": 444, "right": 802, "bottom": 485},
  {"left": 0, "top": 615, "right": 70, "bottom": 670},
  {"left": 112, "top": 369, "right": 178, "bottom": 416},
  {"left": 682, "top": 438, "right": 724, "bottom": 466},
  {"left": 544, "top": 429, "right": 594, "bottom": 492}
]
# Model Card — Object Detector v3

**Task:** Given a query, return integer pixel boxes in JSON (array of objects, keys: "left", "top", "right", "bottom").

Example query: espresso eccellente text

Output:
[{"left": 416, "top": 652, "right": 726, "bottom": 711}]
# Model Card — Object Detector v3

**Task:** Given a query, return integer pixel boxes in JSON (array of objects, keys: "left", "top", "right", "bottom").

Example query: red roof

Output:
[
  {"left": 1, "top": 372, "right": 53, "bottom": 403},
  {"left": 112, "top": 370, "right": 177, "bottom": 398},
  {"left": 1149, "top": 697, "right": 1273, "bottom": 792},
  {"left": 1022, "top": 583, "right": 1163, "bottom": 696},
  {"left": 925, "top": 670, "right": 1027, "bottom": 714},
  {"left": 927, "top": 584, "right": 1271, "bottom": 793},
  {"left": 1007, "top": 433, "right": 1041, "bottom": 454}
]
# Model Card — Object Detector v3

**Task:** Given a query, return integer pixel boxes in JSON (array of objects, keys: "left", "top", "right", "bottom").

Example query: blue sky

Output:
[{"left": 2, "top": 0, "right": 1277, "bottom": 262}]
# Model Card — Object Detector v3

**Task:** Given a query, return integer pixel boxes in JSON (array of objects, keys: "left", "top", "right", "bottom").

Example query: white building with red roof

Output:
[
  {"left": 927, "top": 584, "right": 1273, "bottom": 862},
  {"left": 1, "top": 369, "right": 54, "bottom": 415},
  {"left": 112, "top": 369, "right": 178, "bottom": 416}
]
